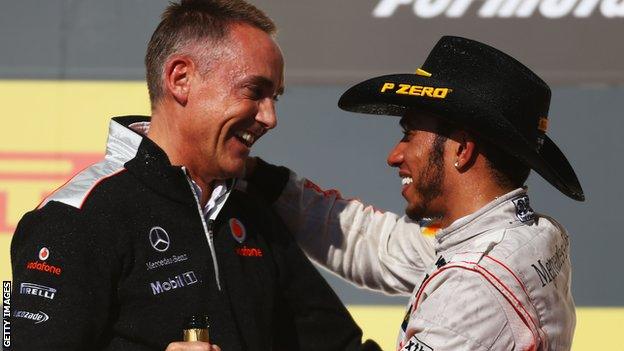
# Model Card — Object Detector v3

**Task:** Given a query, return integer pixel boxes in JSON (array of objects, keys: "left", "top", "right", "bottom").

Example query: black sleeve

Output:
[
  {"left": 246, "top": 190, "right": 381, "bottom": 351},
  {"left": 10, "top": 202, "right": 117, "bottom": 350},
  {"left": 245, "top": 157, "right": 290, "bottom": 205}
]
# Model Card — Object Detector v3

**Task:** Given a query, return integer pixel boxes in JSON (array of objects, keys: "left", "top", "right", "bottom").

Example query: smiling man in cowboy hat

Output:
[{"left": 246, "top": 36, "right": 583, "bottom": 350}]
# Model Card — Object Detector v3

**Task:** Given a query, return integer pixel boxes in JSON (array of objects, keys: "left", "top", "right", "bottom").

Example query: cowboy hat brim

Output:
[{"left": 338, "top": 73, "right": 584, "bottom": 201}]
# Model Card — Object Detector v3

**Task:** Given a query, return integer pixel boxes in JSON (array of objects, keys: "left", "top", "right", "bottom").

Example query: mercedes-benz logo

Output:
[{"left": 149, "top": 226, "right": 170, "bottom": 252}]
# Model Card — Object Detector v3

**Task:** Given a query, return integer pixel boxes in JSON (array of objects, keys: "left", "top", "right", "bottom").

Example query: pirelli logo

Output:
[
  {"left": 380, "top": 82, "right": 451, "bottom": 99},
  {"left": 0, "top": 152, "right": 101, "bottom": 234}
]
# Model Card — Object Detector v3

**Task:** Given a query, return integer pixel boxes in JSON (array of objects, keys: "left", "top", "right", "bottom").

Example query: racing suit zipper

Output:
[
  {"left": 183, "top": 169, "right": 222, "bottom": 291},
  {"left": 206, "top": 219, "right": 220, "bottom": 289}
]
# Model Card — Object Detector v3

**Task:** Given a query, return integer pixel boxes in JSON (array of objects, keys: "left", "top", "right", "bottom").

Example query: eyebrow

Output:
[{"left": 246, "top": 75, "right": 285, "bottom": 95}]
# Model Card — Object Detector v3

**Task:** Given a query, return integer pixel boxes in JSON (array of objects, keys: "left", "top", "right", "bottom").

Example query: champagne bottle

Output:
[{"left": 183, "top": 315, "right": 210, "bottom": 342}]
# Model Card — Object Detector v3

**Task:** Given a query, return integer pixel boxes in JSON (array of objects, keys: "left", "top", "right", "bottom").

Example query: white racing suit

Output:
[{"left": 253, "top": 163, "right": 575, "bottom": 350}]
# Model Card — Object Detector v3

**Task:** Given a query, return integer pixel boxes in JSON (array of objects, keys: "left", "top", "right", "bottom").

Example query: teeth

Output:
[
  {"left": 242, "top": 132, "right": 253, "bottom": 144},
  {"left": 235, "top": 131, "right": 256, "bottom": 146},
  {"left": 401, "top": 177, "right": 413, "bottom": 186}
]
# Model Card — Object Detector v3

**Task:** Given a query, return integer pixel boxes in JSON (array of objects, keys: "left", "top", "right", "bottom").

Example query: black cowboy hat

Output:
[{"left": 338, "top": 36, "right": 584, "bottom": 201}]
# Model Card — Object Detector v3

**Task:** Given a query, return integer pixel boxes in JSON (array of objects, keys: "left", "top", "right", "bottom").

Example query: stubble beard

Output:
[{"left": 405, "top": 135, "right": 446, "bottom": 221}]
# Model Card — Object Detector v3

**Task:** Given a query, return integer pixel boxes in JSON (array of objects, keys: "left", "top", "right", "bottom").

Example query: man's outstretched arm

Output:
[{"left": 246, "top": 157, "right": 436, "bottom": 295}]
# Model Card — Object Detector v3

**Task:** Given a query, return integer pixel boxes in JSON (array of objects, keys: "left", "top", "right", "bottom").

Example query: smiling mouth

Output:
[{"left": 234, "top": 130, "right": 257, "bottom": 148}]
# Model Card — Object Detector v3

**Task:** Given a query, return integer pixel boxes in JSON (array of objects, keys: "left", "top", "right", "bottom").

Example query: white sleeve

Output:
[{"left": 272, "top": 170, "right": 436, "bottom": 295}]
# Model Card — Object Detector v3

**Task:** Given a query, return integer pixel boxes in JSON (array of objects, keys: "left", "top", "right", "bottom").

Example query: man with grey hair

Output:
[{"left": 10, "top": 1, "right": 378, "bottom": 350}]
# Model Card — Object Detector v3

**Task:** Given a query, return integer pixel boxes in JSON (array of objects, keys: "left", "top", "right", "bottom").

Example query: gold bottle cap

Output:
[{"left": 183, "top": 328, "right": 210, "bottom": 342}]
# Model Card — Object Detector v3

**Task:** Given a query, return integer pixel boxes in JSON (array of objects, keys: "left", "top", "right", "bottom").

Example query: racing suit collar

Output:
[
  {"left": 110, "top": 115, "right": 235, "bottom": 207},
  {"left": 434, "top": 187, "right": 532, "bottom": 253}
]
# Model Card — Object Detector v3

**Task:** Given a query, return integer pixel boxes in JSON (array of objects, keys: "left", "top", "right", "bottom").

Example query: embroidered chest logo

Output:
[
  {"left": 229, "top": 218, "right": 247, "bottom": 243},
  {"left": 13, "top": 310, "right": 49, "bottom": 324},
  {"left": 26, "top": 247, "right": 62, "bottom": 276},
  {"left": 149, "top": 226, "right": 170, "bottom": 252},
  {"left": 20, "top": 283, "right": 56, "bottom": 300},
  {"left": 38, "top": 247, "right": 50, "bottom": 261},
  {"left": 512, "top": 195, "right": 535, "bottom": 223},
  {"left": 401, "top": 335, "right": 433, "bottom": 351},
  {"left": 434, "top": 256, "right": 447, "bottom": 269},
  {"left": 150, "top": 271, "right": 198, "bottom": 295}
]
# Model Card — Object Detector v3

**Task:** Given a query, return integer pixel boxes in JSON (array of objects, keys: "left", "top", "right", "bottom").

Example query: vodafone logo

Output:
[
  {"left": 373, "top": 0, "right": 624, "bottom": 18},
  {"left": 26, "top": 246, "right": 61, "bottom": 276},
  {"left": 26, "top": 261, "right": 62, "bottom": 276},
  {"left": 235, "top": 246, "right": 263, "bottom": 257},
  {"left": 229, "top": 218, "right": 247, "bottom": 243},
  {"left": 38, "top": 247, "right": 49, "bottom": 261}
]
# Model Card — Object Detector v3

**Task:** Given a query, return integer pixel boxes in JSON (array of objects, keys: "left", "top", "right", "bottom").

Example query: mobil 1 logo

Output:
[{"left": 150, "top": 271, "right": 198, "bottom": 295}]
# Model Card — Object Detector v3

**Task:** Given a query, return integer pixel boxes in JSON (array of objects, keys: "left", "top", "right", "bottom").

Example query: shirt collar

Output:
[
  {"left": 189, "top": 178, "right": 233, "bottom": 220},
  {"left": 128, "top": 118, "right": 235, "bottom": 219},
  {"left": 434, "top": 187, "right": 534, "bottom": 252}
]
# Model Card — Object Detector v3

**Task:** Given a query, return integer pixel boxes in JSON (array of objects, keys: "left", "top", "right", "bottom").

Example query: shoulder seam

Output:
[
  {"left": 39, "top": 161, "right": 127, "bottom": 210},
  {"left": 78, "top": 168, "right": 128, "bottom": 209}
]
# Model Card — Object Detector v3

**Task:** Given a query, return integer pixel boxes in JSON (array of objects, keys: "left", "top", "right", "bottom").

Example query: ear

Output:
[
  {"left": 451, "top": 130, "right": 478, "bottom": 171},
  {"left": 163, "top": 56, "right": 194, "bottom": 106}
]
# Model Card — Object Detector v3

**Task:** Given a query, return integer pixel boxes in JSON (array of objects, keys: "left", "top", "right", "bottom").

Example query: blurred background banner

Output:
[
  {"left": 1, "top": 0, "right": 624, "bottom": 84},
  {"left": 1, "top": 1, "right": 623, "bottom": 349}
]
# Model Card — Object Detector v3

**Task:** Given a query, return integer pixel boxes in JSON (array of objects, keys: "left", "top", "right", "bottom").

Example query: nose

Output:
[
  {"left": 256, "top": 99, "right": 278, "bottom": 130},
  {"left": 387, "top": 141, "right": 405, "bottom": 168}
]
